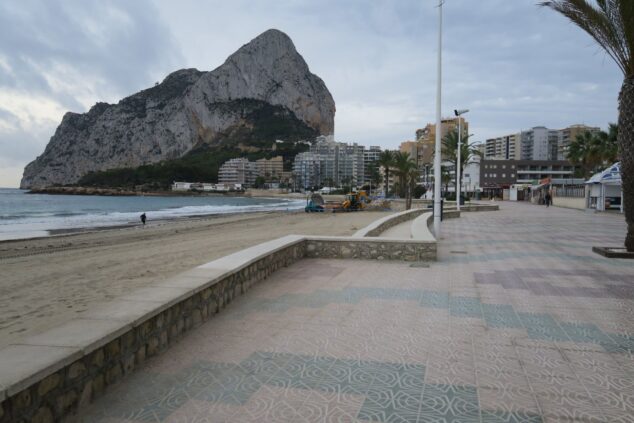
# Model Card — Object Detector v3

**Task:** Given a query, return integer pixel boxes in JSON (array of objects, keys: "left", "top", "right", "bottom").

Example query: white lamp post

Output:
[
  {"left": 433, "top": 0, "right": 444, "bottom": 237},
  {"left": 454, "top": 109, "right": 469, "bottom": 211}
]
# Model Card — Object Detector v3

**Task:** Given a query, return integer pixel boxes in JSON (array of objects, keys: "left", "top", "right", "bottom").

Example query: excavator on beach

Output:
[
  {"left": 305, "top": 190, "right": 371, "bottom": 213},
  {"left": 341, "top": 191, "right": 370, "bottom": 211}
]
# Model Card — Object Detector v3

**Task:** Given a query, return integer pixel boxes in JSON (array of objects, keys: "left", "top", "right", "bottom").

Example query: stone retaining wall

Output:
[
  {"left": 354, "top": 208, "right": 428, "bottom": 238},
  {"left": 0, "top": 239, "right": 306, "bottom": 423},
  {"left": 305, "top": 237, "right": 436, "bottom": 261}
]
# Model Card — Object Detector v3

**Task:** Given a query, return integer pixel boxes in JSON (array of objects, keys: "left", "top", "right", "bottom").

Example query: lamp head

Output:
[{"left": 454, "top": 109, "right": 469, "bottom": 116}]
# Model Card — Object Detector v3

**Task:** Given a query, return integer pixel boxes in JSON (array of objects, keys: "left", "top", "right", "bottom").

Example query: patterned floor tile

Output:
[{"left": 72, "top": 203, "right": 634, "bottom": 422}]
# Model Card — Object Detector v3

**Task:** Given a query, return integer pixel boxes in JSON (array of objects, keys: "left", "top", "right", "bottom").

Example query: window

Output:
[
  {"left": 502, "top": 173, "right": 506, "bottom": 178},
  {"left": 502, "top": 165, "right": 506, "bottom": 169},
  {"left": 511, "top": 165, "right": 515, "bottom": 169},
  {"left": 511, "top": 174, "right": 515, "bottom": 178}
]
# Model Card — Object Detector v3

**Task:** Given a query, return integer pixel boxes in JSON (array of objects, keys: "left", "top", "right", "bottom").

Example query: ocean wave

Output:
[{"left": 0, "top": 198, "right": 305, "bottom": 238}]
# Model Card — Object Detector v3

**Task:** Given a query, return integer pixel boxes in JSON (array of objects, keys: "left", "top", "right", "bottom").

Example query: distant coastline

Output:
[{"left": 27, "top": 186, "right": 247, "bottom": 197}]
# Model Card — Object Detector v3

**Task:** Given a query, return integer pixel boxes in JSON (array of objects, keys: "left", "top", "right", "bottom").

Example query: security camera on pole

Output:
[{"left": 454, "top": 109, "right": 469, "bottom": 211}]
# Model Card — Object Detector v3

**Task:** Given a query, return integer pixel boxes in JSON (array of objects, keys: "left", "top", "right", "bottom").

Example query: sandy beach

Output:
[{"left": 0, "top": 210, "right": 391, "bottom": 348}]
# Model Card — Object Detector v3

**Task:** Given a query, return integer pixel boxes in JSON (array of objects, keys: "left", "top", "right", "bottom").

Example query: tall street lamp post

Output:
[
  {"left": 454, "top": 109, "right": 469, "bottom": 211},
  {"left": 433, "top": 0, "right": 444, "bottom": 237}
]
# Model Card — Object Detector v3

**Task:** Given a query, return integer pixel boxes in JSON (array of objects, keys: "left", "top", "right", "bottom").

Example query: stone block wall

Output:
[
  {"left": 0, "top": 242, "right": 305, "bottom": 423},
  {"left": 363, "top": 209, "right": 428, "bottom": 237},
  {"left": 305, "top": 238, "right": 436, "bottom": 261}
]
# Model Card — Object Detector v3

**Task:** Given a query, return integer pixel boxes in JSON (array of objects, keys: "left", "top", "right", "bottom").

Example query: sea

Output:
[{"left": 0, "top": 188, "right": 304, "bottom": 241}]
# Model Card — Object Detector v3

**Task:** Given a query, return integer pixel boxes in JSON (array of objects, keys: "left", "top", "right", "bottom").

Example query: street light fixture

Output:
[{"left": 454, "top": 108, "right": 469, "bottom": 211}]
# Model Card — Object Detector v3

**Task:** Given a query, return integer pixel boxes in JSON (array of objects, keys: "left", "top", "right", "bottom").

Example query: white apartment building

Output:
[
  {"left": 302, "top": 136, "right": 365, "bottom": 187},
  {"left": 518, "top": 125, "right": 600, "bottom": 161},
  {"left": 292, "top": 152, "right": 321, "bottom": 189},
  {"left": 520, "top": 127, "right": 555, "bottom": 160},
  {"left": 292, "top": 138, "right": 382, "bottom": 190},
  {"left": 363, "top": 146, "right": 382, "bottom": 184}
]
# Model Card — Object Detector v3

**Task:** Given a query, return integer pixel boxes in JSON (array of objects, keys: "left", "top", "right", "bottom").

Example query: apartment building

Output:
[
  {"left": 218, "top": 158, "right": 258, "bottom": 187},
  {"left": 485, "top": 133, "right": 521, "bottom": 160},
  {"left": 415, "top": 117, "right": 469, "bottom": 165},
  {"left": 483, "top": 125, "right": 602, "bottom": 162},
  {"left": 292, "top": 137, "right": 373, "bottom": 189},
  {"left": 363, "top": 146, "right": 382, "bottom": 185},
  {"left": 292, "top": 152, "right": 321, "bottom": 189},
  {"left": 557, "top": 124, "right": 600, "bottom": 160},
  {"left": 255, "top": 156, "right": 284, "bottom": 180}
]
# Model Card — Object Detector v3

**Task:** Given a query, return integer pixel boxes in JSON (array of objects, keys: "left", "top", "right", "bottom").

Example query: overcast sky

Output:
[{"left": 0, "top": 0, "right": 622, "bottom": 187}]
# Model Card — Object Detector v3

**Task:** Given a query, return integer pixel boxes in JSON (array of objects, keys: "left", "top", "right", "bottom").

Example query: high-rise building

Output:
[
  {"left": 485, "top": 133, "right": 521, "bottom": 160},
  {"left": 292, "top": 136, "right": 369, "bottom": 189},
  {"left": 292, "top": 152, "right": 321, "bottom": 189},
  {"left": 218, "top": 158, "right": 258, "bottom": 187},
  {"left": 557, "top": 124, "right": 600, "bottom": 160},
  {"left": 518, "top": 125, "right": 601, "bottom": 161},
  {"left": 399, "top": 141, "right": 418, "bottom": 160},
  {"left": 520, "top": 127, "right": 551, "bottom": 160},
  {"left": 415, "top": 117, "right": 469, "bottom": 165},
  {"left": 363, "top": 146, "right": 382, "bottom": 185}
]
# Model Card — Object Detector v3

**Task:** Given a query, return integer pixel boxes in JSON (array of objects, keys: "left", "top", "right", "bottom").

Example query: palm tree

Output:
[
  {"left": 568, "top": 125, "right": 619, "bottom": 177},
  {"left": 441, "top": 129, "right": 481, "bottom": 191},
  {"left": 367, "top": 162, "right": 382, "bottom": 196},
  {"left": 568, "top": 130, "right": 602, "bottom": 178},
  {"left": 406, "top": 168, "right": 421, "bottom": 209},
  {"left": 393, "top": 152, "right": 418, "bottom": 209},
  {"left": 597, "top": 123, "right": 619, "bottom": 165},
  {"left": 377, "top": 151, "right": 395, "bottom": 198},
  {"left": 540, "top": 0, "right": 633, "bottom": 250}
]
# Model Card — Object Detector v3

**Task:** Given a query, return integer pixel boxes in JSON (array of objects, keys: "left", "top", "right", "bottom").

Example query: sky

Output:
[{"left": 0, "top": 0, "right": 623, "bottom": 188}]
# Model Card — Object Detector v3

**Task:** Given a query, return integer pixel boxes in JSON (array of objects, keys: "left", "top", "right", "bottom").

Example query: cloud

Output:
[
  {"left": 0, "top": 0, "right": 624, "bottom": 187},
  {"left": 0, "top": 0, "right": 182, "bottom": 187}
]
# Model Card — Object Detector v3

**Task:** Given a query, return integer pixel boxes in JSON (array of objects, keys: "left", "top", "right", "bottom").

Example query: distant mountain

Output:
[{"left": 21, "top": 29, "right": 335, "bottom": 189}]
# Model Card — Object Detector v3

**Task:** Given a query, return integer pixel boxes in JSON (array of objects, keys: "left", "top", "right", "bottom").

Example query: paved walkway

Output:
[
  {"left": 77, "top": 203, "right": 634, "bottom": 423},
  {"left": 377, "top": 221, "right": 412, "bottom": 239}
]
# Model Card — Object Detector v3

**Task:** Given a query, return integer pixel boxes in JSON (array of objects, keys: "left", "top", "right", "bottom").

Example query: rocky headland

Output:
[{"left": 21, "top": 29, "right": 335, "bottom": 189}]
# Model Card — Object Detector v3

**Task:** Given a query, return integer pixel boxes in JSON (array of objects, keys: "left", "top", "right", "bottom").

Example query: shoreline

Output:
[
  {"left": 0, "top": 189, "right": 310, "bottom": 242},
  {"left": 26, "top": 186, "right": 249, "bottom": 197},
  {"left": 0, "top": 208, "right": 301, "bottom": 244}
]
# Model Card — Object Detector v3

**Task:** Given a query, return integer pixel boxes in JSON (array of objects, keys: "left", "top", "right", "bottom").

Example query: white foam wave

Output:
[{"left": 0, "top": 199, "right": 304, "bottom": 240}]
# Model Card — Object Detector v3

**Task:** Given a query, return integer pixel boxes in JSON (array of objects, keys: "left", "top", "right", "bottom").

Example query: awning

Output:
[{"left": 586, "top": 162, "right": 621, "bottom": 185}]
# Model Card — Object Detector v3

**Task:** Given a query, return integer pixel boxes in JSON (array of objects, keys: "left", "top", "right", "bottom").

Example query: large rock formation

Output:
[{"left": 21, "top": 29, "right": 335, "bottom": 188}]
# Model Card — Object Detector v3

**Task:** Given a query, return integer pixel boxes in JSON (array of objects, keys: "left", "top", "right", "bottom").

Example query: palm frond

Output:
[{"left": 540, "top": 0, "right": 634, "bottom": 76}]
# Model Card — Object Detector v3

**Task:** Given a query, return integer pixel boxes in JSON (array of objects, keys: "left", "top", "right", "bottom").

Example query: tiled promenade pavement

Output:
[{"left": 76, "top": 203, "right": 634, "bottom": 423}]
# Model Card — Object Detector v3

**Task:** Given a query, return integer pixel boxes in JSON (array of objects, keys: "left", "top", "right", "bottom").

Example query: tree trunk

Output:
[
  {"left": 406, "top": 180, "right": 412, "bottom": 210},
  {"left": 384, "top": 169, "right": 389, "bottom": 198},
  {"left": 619, "top": 78, "right": 634, "bottom": 251}
]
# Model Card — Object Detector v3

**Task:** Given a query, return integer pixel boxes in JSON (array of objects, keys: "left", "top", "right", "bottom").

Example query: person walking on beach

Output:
[{"left": 140, "top": 213, "right": 146, "bottom": 225}]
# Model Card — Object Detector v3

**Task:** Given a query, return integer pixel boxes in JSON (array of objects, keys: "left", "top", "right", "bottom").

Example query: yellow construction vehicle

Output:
[{"left": 341, "top": 191, "right": 371, "bottom": 211}]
